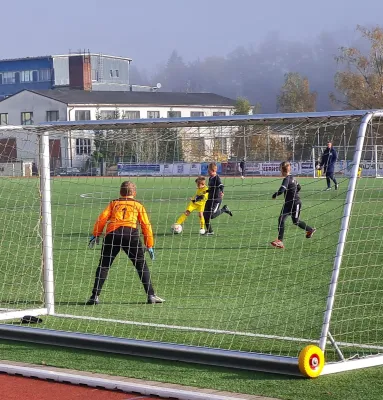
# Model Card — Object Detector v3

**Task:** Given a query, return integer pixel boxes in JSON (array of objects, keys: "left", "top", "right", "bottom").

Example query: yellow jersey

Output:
[{"left": 192, "top": 186, "right": 209, "bottom": 205}]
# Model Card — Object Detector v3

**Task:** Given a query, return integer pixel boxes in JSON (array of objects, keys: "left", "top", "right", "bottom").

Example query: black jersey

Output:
[
  {"left": 208, "top": 174, "right": 224, "bottom": 200},
  {"left": 273, "top": 174, "right": 301, "bottom": 206}
]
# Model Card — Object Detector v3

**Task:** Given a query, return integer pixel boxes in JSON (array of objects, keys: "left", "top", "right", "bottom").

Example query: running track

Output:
[{"left": 0, "top": 374, "right": 163, "bottom": 399}]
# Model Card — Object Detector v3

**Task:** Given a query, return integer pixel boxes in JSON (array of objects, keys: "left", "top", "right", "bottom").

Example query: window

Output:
[
  {"left": 76, "top": 138, "right": 91, "bottom": 155},
  {"left": 110, "top": 70, "right": 114, "bottom": 78},
  {"left": 190, "top": 111, "right": 204, "bottom": 117},
  {"left": 115, "top": 70, "right": 119, "bottom": 78},
  {"left": 21, "top": 112, "right": 33, "bottom": 125},
  {"left": 147, "top": 111, "right": 160, "bottom": 119},
  {"left": 75, "top": 110, "right": 91, "bottom": 121},
  {"left": 21, "top": 70, "right": 37, "bottom": 82},
  {"left": 123, "top": 111, "right": 140, "bottom": 119},
  {"left": 2, "top": 72, "right": 15, "bottom": 84},
  {"left": 21, "top": 71, "right": 29, "bottom": 82},
  {"left": 99, "top": 110, "right": 117, "bottom": 119},
  {"left": 39, "top": 69, "right": 51, "bottom": 82},
  {"left": 213, "top": 111, "right": 226, "bottom": 116},
  {"left": 167, "top": 111, "right": 181, "bottom": 118},
  {"left": 0, "top": 70, "right": 50, "bottom": 84},
  {"left": 0, "top": 113, "right": 8, "bottom": 125},
  {"left": 91, "top": 69, "right": 97, "bottom": 81},
  {"left": 46, "top": 111, "right": 59, "bottom": 121}
]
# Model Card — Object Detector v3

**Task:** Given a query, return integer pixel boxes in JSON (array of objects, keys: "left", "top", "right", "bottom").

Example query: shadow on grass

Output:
[{"left": 56, "top": 300, "right": 148, "bottom": 306}]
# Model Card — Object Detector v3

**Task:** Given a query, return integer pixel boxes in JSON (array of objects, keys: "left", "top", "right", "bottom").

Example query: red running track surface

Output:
[{"left": 0, "top": 374, "right": 165, "bottom": 400}]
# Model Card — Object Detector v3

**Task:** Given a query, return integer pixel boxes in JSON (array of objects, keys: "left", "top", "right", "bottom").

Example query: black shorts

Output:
[
  {"left": 281, "top": 201, "right": 302, "bottom": 221},
  {"left": 204, "top": 199, "right": 222, "bottom": 213}
]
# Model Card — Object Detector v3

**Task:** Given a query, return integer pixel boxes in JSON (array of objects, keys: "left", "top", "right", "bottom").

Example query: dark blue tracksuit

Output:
[{"left": 320, "top": 146, "right": 338, "bottom": 188}]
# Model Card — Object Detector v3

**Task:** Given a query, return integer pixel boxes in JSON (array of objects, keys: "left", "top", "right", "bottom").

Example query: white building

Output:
[{"left": 0, "top": 89, "right": 236, "bottom": 168}]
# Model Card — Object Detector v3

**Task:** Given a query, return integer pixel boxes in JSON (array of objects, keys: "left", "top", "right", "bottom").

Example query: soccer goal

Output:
[{"left": 0, "top": 110, "right": 383, "bottom": 378}]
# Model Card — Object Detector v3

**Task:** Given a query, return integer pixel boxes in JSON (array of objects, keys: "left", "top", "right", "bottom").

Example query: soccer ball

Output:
[
  {"left": 171, "top": 224, "right": 183, "bottom": 234},
  {"left": 199, "top": 229, "right": 206, "bottom": 235}
]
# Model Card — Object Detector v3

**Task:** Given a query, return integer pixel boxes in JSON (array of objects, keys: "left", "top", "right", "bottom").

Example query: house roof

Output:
[
  {"left": 28, "top": 89, "right": 237, "bottom": 107},
  {"left": 53, "top": 53, "right": 132, "bottom": 62},
  {"left": 0, "top": 53, "right": 132, "bottom": 63},
  {"left": 0, "top": 55, "right": 52, "bottom": 63}
]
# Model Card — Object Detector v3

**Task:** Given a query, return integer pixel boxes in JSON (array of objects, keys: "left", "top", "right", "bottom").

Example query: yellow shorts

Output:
[{"left": 186, "top": 201, "right": 205, "bottom": 213}]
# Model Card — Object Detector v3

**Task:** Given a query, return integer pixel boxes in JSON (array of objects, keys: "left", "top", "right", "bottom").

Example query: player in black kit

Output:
[
  {"left": 203, "top": 162, "right": 233, "bottom": 235},
  {"left": 271, "top": 161, "right": 316, "bottom": 249}
]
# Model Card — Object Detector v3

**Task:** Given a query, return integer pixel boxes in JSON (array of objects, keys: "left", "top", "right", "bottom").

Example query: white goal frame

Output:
[{"left": 0, "top": 110, "right": 383, "bottom": 378}]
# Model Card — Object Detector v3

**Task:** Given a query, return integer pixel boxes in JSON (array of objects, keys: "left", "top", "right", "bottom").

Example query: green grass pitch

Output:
[{"left": 1, "top": 175, "right": 382, "bottom": 361}]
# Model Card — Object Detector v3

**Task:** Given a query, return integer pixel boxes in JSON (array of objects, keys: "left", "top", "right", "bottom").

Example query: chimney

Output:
[{"left": 69, "top": 54, "right": 92, "bottom": 91}]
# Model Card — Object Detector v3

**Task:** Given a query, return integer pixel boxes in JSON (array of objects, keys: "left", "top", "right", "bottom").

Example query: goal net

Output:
[
  {"left": 0, "top": 111, "right": 383, "bottom": 377},
  {"left": 312, "top": 144, "right": 383, "bottom": 178},
  {"left": 0, "top": 128, "right": 48, "bottom": 321}
]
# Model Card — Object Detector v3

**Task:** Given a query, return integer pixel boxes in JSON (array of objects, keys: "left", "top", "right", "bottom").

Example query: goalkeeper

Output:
[
  {"left": 86, "top": 181, "right": 164, "bottom": 305},
  {"left": 319, "top": 142, "right": 338, "bottom": 190},
  {"left": 175, "top": 176, "right": 209, "bottom": 234}
]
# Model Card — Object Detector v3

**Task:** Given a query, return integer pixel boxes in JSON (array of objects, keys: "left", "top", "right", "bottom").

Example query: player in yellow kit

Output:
[
  {"left": 315, "top": 160, "right": 322, "bottom": 178},
  {"left": 175, "top": 176, "right": 209, "bottom": 234},
  {"left": 358, "top": 165, "right": 362, "bottom": 178}
]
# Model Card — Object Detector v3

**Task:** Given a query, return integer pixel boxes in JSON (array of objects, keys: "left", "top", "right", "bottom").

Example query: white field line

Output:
[
  {"left": 0, "top": 308, "right": 48, "bottom": 321},
  {"left": 54, "top": 313, "right": 383, "bottom": 351}
]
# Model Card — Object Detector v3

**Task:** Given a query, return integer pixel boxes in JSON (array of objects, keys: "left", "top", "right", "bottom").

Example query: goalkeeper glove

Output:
[
  {"left": 148, "top": 248, "right": 155, "bottom": 260},
  {"left": 195, "top": 195, "right": 205, "bottom": 202},
  {"left": 272, "top": 192, "right": 278, "bottom": 199},
  {"left": 88, "top": 235, "right": 100, "bottom": 249}
]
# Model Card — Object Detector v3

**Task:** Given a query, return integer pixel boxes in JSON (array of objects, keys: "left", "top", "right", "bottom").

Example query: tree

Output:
[
  {"left": 331, "top": 25, "right": 383, "bottom": 109},
  {"left": 231, "top": 98, "right": 251, "bottom": 159},
  {"left": 232, "top": 130, "right": 289, "bottom": 161},
  {"left": 277, "top": 72, "right": 317, "bottom": 112},
  {"left": 233, "top": 97, "right": 252, "bottom": 115},
  {"left": 156, "top": 128, "right": 183, "bottom": 162},
  {"left": 93, "top": 108, "right": 137, "bottom": 164},
  {"left": 253, "top": 102, "right": 262, "bottom": 114},
  {"left": 154, "top": 50, "right": 188, "bottom": 92}
]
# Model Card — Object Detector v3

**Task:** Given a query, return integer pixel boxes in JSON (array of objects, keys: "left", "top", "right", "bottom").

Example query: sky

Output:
[{"left": 3, "top": 0, "right": 383, "bottom": 71}]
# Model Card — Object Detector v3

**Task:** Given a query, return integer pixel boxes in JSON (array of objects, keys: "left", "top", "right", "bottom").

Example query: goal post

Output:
[
  {"left": 0, "top": 127, "right": 49, "bottom": 321},
  {"left": 40, "top": 132, "right": 55, "bottom": 315},
  {"left": 0, "top": 110, "right": 383, "bottom": 377}
]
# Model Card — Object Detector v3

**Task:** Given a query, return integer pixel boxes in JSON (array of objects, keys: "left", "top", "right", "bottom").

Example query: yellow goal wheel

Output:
[{"left": 298, "top": 345, "right": 325, "bottom": 378}]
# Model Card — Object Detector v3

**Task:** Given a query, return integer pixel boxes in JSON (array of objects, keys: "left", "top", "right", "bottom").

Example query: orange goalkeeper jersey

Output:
[{"left": 92, "top": 197, "right": 154, "bottom": 248}]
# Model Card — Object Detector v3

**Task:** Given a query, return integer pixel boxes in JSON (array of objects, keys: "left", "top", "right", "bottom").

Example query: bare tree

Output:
[{"left": 331, "top": 25, "right": 383, "bottom": 109}]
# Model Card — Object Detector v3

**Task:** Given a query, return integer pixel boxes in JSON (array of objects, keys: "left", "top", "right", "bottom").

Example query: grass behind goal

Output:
[{"left": 2, "top": 175, "right": 382, "bottom": 362}]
